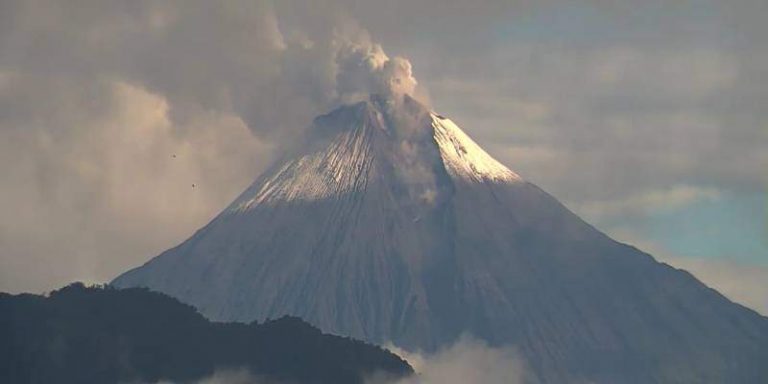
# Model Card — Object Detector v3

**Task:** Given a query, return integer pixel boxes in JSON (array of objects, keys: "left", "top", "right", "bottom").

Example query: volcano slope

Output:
[{"left": 114, "top": 95, "right": 768, "bottom": 383}]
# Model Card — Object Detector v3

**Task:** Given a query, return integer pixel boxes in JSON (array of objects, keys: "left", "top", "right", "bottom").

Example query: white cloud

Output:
[
  {"left": 166, "top": 369, "right": 279, "bottom": 384},
  {"left": 426, "top": 41, "right": 766, "bottom": 205},
  {"left": 373, "top": 336, "right": 527, "bottom": 384},
  {"left": 573, "top": 185, "right": 721, "bottom": 219},
  {"left": 591, "top": 48, "right": 739, "bottom": 98}
]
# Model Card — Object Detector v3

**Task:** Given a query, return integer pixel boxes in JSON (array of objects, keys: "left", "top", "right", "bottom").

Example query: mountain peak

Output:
[
  {"left": 227, "top": 98, "right": 520, "bottom": 212},
  {"left": 432, "top": 113, "right": 522, "bottom": 184},
  {"left": 113, "top": 102, "right": 768, "bottom": 384}
]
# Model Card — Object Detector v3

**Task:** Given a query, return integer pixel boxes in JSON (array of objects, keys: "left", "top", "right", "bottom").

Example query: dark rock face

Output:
[
  {"left": 113, "top": 97, "right": 768, "bottom": 383},
  {"left": 0, "top": 283, "right": 412, "bottom": 384}
]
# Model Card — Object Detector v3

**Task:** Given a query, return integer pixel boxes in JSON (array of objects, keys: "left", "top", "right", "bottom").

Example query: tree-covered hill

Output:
[{"left": 0, "top": 283, "right": 412, "bottom": 384}]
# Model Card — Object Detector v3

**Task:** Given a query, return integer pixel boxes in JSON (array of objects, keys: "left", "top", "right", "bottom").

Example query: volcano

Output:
[{"left": 114, "top": 95, "right": 768, "bottom": 383}]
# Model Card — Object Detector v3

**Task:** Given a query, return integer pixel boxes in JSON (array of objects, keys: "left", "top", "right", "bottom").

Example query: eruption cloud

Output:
[
  {"left": 336, "top": 42, "right": 418, "bottom": 102},
  {"left": 370, "top": 337, "right": 528, "bottom": 384}
]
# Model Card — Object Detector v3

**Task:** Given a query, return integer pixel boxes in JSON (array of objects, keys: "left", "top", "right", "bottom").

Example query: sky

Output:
[{"left": 0, "top": 0, "right": 766, "bottom": 314}]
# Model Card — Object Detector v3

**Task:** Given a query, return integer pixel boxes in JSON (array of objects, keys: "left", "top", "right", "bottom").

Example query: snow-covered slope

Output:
[
  {"left": 113, "top": 96, "right": 768, "bottom": 383},
  {"left": 433, "top": 115, "right": 521, "bottom": 183}
]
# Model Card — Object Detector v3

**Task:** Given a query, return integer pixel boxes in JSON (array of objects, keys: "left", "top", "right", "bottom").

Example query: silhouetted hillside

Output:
[{"left": 0, "top": 283, "right": 412, "bottom": 384}]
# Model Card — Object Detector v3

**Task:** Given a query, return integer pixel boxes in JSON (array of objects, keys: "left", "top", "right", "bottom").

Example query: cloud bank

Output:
[
  {"left": 0, "top": 0, "right": 421, "bottom": 293},
  {"left": 368, "top": 337, "right": 526, "bottom": 384},
  {"left": 152, "top": 369, "right": 280, "bottom": 384}
]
